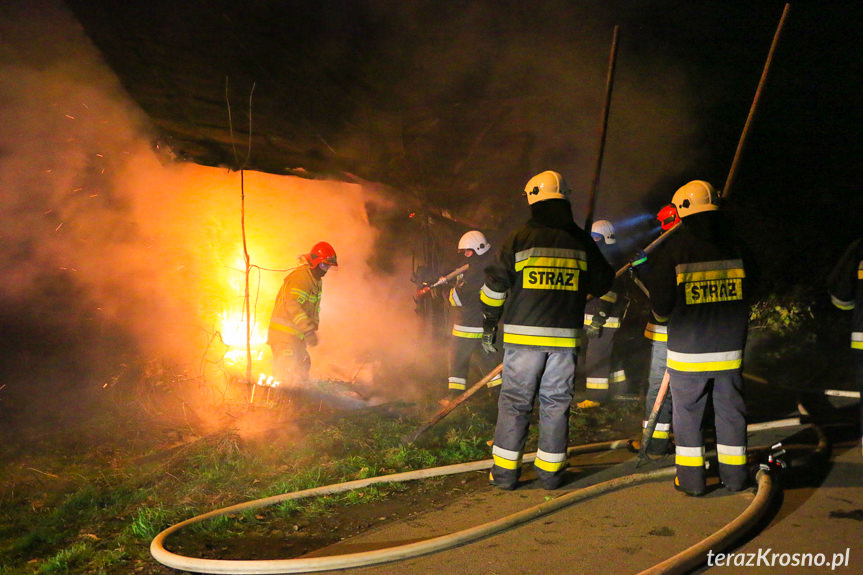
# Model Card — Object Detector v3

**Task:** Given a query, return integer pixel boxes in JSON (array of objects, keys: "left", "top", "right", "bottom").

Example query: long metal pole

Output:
[{"left": 584, "top": 25, "right": 620, "bottom": 230}]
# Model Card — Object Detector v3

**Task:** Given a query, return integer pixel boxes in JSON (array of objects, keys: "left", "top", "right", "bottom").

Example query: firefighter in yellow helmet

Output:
[
  {"left": 481, "top": 170, "right": 614, "bottom": 490},
  {"left": 445, "top": 230, "right": 502, "bottom": 401},
  {"left": 267, "top": 242, "right": 337, "bottom": 387},
  {"left": 643, "top": 180, "right": 757, "bottom": 495}
]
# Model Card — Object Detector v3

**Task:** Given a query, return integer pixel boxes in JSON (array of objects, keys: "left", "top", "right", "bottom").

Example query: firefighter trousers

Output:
[
  {"left": 643, "top": 340, "right": 672, "bottom": 456},
  {"left": 856, "top": 350, "right": 863, "bottom": 452},
  {"left": 448, "top": 335, "right": 503, "bottom": 391},
  {"left": 584, "top": 326, "right": 627, "bottom": 402},
  {"left": 491, "top": 348, "right": 575, "bottom": 490},
  {"left": 671, "top": 371, "right": 748, "bottom": 493},
  {"left": 269, "top": 336, "right": 310, "bottom": 388}
]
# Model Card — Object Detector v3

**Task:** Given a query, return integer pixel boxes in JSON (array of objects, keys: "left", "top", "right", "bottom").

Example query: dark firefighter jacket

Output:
[
  {"left": 827, "top": 237, "right": 863, "bottom": 350},
  {"left": 267, "top": 264, "right": 321, "bottom": 347},
  {"left": 644, "top": 211, "right": 757, "bottom": 375},
  {"left": 480, "top": 199, "right": 615, "bottom": 351},
  {"left": 585, "top": 240, "right": 629, "bottom": 329},
  {"left": 449, "top": 251, "right": 494, "bottom": 338}
]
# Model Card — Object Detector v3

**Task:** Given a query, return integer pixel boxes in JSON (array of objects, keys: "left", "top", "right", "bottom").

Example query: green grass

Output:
[{"left": 0, "top": 367, "right": 643, "bottom": 575}]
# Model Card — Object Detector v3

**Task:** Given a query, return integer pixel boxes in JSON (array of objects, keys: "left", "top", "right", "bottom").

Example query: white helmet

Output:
[
  {"left": 458, "top": 230, "right": 491, "bottom": 255},
  {"left": 523, "top": 170, "right": 571, "bottom": 205},
  {"left": 671, "top": 180, "right": 720, "bottom": 218},
  {"left": 591, "top": 219, "right": 616, "bottom": 244}
]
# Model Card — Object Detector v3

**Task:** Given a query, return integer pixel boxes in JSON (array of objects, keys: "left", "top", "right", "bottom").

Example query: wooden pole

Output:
[
  {"left": 585, "top": 25, "right": 620, "bottom": 231},
  {"left": 723, "top": 3, "right": 790, "bottom": 199},
  {"left": 405, "top": 364, "right": 502, "bottom": 445}
]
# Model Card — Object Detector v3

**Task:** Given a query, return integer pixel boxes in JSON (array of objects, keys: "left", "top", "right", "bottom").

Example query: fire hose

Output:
[{"left": 150, "top": 414, "right": 823, "bottom": 574}]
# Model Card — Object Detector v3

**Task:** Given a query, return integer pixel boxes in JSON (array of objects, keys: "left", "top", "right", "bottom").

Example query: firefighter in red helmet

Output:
[
  {"left": 267, "top": 242, "right": 338, "bottom": 387},
  {"left": 656, "top": 203, "right": 680, "bottom": 231}
]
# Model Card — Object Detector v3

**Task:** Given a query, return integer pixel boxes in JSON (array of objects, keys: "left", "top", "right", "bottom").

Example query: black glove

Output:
[
  {"left": 584, "top": 313, "right": 607, "bottom": 339},
  {"left": 482, "top": 316, "right": 499, "bottom": 354},
  {"left": 304, "top": 331, "right": 318, "bottom": 347}
]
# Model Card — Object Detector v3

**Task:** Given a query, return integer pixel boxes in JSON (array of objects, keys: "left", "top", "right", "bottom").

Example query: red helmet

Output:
[
  {"left": 308, "top": 241, "right": 338, "bottom": 268},
  {"left": 656, "top": 204, "right": 680, "bottom": 231}
]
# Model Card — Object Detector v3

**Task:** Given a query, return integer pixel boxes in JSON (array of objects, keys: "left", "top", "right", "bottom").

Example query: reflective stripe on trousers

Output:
[
  {"left": 671, "top": 371, "right": 747, "bottom": 492},
  {"left": 491, "top": 348, "right": 575, "bottom": 488}
]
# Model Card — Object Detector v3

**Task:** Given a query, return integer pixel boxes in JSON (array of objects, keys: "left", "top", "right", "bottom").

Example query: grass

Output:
[{"left": 0, "top": 365, "right": 642, "bottom": 575}]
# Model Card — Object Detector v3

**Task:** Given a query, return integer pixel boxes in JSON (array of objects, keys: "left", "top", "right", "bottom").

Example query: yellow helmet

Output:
[
  {"left": 671, "top": 180, "right": 719, "bottom": 218},
  {"left": 523, "top": 171, "right": 571, "bottom": 205}
]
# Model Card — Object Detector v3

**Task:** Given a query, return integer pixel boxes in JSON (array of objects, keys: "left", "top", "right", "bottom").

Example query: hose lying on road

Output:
[
  {"left": 151, "top": 439, "right": 634, "bottom": 574},
  {"left": 151, "top": 417, "right": 823, "bottom": 575}
]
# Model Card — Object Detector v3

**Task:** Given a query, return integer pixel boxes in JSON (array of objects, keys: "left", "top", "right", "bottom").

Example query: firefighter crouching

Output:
[
  {"left": 481, "top": 170, "right": 614, "bottom": 490},
  {"left": 827, "top": 236, "right": 863, "bottom": 455},
  {"left": 446, "top": 230, "right": 503, "bottom": 401},
  {"left": 644, "top": 180, "right": 757, "bottom": 496},
  {"left": 267, "top": 242, "right": 338, "bottom": 388}
]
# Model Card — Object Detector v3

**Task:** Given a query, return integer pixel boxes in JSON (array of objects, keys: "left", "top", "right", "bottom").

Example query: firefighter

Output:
[
  {"left": 445, "top": 230, "right": 502, "bottom": 401},
  {"left": 633, "top": 204, "right": 681, "bottom": 457},
  {"left": 267, "top": 241, "right": 338, "bottom": 387},
  {"left": 481, "top": 170, "right": 614, "bottom": 490},
  {"left": 827, "top": 237, "right": 863, "bottom": 455},
  {"left": 644, "top": 180, "right": 756, "bottom": 496},
  {"left": 579, "top": 219, "right": 630, "bottom": 408}
]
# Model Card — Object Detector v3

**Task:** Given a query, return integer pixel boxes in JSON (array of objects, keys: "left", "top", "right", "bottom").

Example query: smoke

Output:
[{"left": 0, "top": 0, "right": 426, "bottom": 419}]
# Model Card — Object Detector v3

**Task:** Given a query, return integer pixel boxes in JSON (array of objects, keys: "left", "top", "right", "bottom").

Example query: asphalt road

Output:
[{"left": 306, "top": 417, "right": 861, "bottom": 575}]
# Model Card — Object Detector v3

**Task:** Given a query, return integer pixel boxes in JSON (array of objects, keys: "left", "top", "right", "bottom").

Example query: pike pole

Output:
[
  {"left": 637, "top": 3, "right": 791, "bottom": 462},
  {"left": 413, "top": 263, "right": 469, "bottom": 301},
  {"left": 584, "top": 25, "right": 620, "bottom": 231}
]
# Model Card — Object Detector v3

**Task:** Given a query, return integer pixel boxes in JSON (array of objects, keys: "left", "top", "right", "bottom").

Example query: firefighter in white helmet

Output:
[
  {"left": 444, "top": 230, "right": 502, "bottom": 402},
  {"left": 481, "top": 170, "right": 614, "bottom": 490},
  {"left": 644, "top": 180, "right": 757, "bottom": 495},
  {"left": 827, "top": 237, "right": 863, "bottom": 455},
  {"left": 578, "top": 219, "right": 631, "bottom": 408},
  {"left": 267, "top": 242, "right": 337, "bottom": 387}
]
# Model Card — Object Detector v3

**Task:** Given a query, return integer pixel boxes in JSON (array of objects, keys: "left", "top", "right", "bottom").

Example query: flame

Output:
[{"left": 217, "top": 253, "right": 268, "bottom": 366}]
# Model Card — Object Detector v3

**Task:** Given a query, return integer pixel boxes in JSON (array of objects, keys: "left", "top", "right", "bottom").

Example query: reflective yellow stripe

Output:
[
  {"left": 492, "top": 445, "right": 521, "bottom": 470},
  {"left": 586, "top": 378, "right": 608, "bottom": 390},
  {"left": 853, "top": 333, "right": 863, "bottom": 350},
  {"left": 611, "top": 369, "right": 626, "bottom": 383},
  {"left": 584, "top": 314, "right": 621, "bottom": 328},
  {"left": 653, "top": 429, "right": 670, "bottom": 439},
  {"left": 503, "top": 333, "right": 578, "bottom": 348},
  {"left": 486, "top": 373, "right": 502, "bottom": 388},
  {"left": 269, "top": 322, "right": 303, "bottom": 336},
  {"left": 293, "top": 312, "right": 308, "bottom": 324},
  {"left": 675, "top": 260, "right": 746, "bottom": 283},
  {"left": 676, "top": 445, "right": 704, "bottom": 467},
  {"left": 452, "top": 325, "right": 483, "bottom": 338},
  {"left": 717, "top": 444, "right": 747, "bottom": 466},
  {"left": 830, "top": 293, "right": 855, "bottom": 310},
  {"left": 644, "top": 323, "right": 667, "bottom": 341},
  {"left": 480, "top": 284, "right": 506, "bottom": 307},
  {"left": 534, "top": 449, "right": 567, "bottom": 472},
  {"left": 667, "top": 350, "right": 742, "bottom": 372},
  {"left": 449, "top": 288, "right": 461, "bottom": 307}
]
